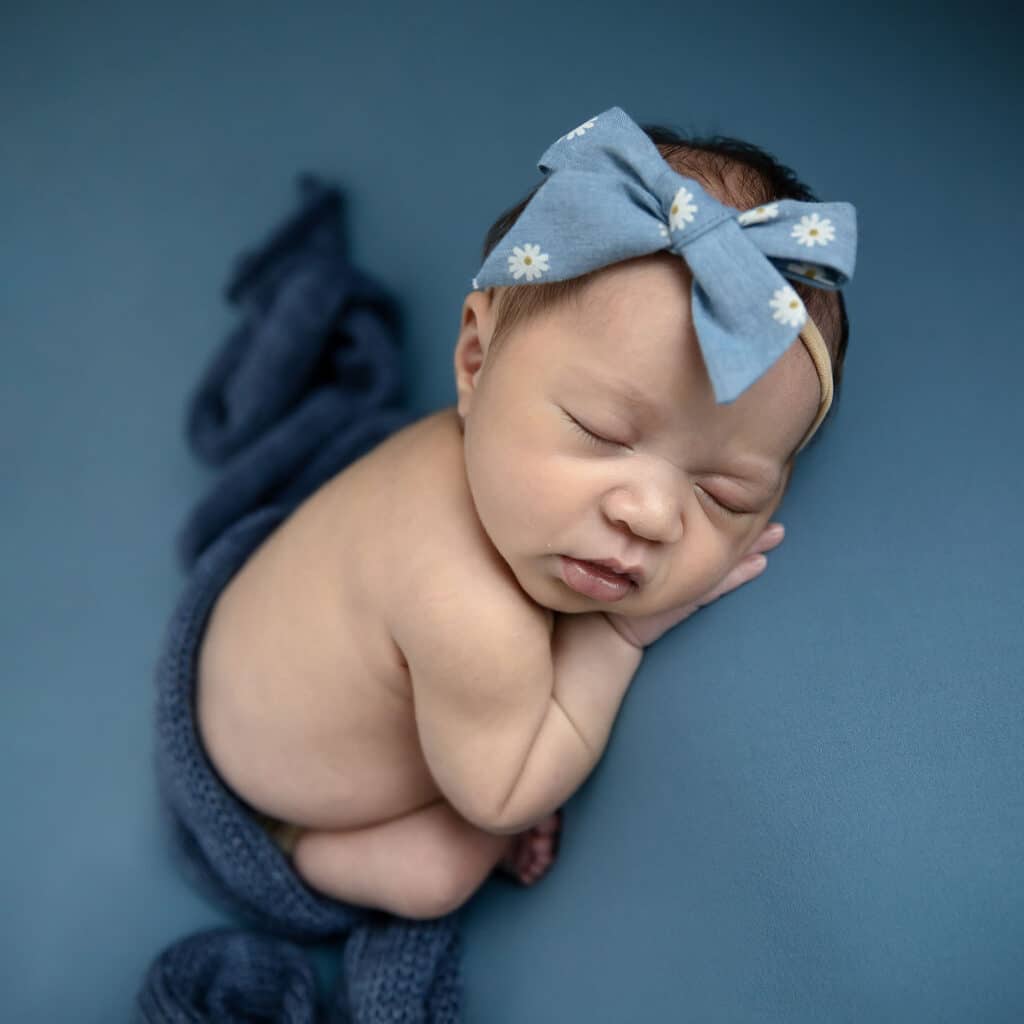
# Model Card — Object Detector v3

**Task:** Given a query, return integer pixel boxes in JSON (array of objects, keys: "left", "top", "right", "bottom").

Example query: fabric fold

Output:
[{"left": 178, "top": 174, "right": 414, "bottom": 570}]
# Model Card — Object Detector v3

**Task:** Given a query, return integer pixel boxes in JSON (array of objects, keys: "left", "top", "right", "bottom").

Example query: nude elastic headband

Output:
[{"left": 796, "top": 316, "right": 833, "bottom": 453}]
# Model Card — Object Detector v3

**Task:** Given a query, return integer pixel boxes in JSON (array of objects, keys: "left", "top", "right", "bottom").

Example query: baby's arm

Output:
[
  {"left": 489, "top": 611, "right": 641, "bottom": 833},
  {"left": 391, "top": 525, "right": 785, "bottom": 836},
  {"left": 390, "top": 569, "right": 639, "bottom": 836},
  {"left": 489, "top": 530, "right": 786, "bottom": 829}
]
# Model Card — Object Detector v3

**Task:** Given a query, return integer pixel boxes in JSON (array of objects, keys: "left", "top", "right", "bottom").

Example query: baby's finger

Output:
[
  {"left": 698, "top": 552, "right": 767, "bottom": 606},
  {"left": 747, "top": 522, "right": 785, "bottom": 557}
]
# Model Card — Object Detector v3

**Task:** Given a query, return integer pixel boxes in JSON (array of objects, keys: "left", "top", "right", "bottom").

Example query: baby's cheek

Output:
[
  {"left": 661, "top": 545, "right": 732, "bottom": 605},
  {"left": 473, "top": 444, "right": 562, "bottom": 536}
]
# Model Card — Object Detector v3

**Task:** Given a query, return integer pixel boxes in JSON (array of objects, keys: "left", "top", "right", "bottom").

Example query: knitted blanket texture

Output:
[{"left": 137, "top": 177, "right": 463, "bottom": 1022}]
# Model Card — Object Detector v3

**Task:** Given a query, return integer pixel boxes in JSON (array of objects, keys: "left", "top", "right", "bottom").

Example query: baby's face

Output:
[{"left": 454, "top": 253, "right": 821, "bottom": 616}]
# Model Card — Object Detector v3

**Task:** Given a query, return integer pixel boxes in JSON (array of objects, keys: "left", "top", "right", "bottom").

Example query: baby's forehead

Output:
[
  {"left": 558, "top": 301, "right": 698, "bottom": 391},
  {"left": 568, "top": 256, "right": 695, "bottom": 342},
  {"left": 576, "top": 253, "right": 691, "bottom": 308},
  {"left": 550, "top": 303, "right": 820, "bottom": 460},
  {"left": 535, "top": 257, "right": 819, "bottom": 460}
]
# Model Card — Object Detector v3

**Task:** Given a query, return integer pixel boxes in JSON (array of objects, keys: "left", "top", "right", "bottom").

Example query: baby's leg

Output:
[{"left": 291, "top": 799, "right": 561, "bottom": 920}]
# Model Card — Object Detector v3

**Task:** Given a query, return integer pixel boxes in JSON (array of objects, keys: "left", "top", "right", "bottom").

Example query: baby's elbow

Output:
[
  {"left": 479, "top": 816, "right": 532, "bottom": 837},
  {"left": 464, "top": 760, "right": 537, "bottom": 836},
  {"left": 445, "top": 786, "right": 520, "bottom": 836},
  {"left": 466, "top": 810, "right": 522, "bottom": 837},
  {"left": 422, "top": 742, "right": 530, "bottom": 836}
]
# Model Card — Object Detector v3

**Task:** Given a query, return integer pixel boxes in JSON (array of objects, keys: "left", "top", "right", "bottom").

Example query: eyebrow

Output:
[{"left": 572, "top": 370, "right": 782, "bottom": 496}]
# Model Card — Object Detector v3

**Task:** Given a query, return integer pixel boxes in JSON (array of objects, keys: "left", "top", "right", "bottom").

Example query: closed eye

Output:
[
  {"left": 564, "top": 411, "right": 621, "bottom": 448},
  {"left": 695, "top": 484, "right": 746, "bottom": 517}
]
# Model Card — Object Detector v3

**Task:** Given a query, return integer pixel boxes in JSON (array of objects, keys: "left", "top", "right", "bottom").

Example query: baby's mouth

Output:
[
  {"left": 579, "top": 557, "right": 645, "bottom": 585},
  {"left": 559, "top": 557, "right": 636, "bottom": 602}
]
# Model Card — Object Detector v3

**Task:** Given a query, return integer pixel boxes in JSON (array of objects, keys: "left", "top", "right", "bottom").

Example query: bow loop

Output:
[{"left": 737, "top": 198, "right": 857, "bottom": 289}]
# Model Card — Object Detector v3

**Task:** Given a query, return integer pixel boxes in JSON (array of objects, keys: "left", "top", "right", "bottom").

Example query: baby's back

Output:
[{"left": 196, "top": 406, "right": 491, "bottom": 832}]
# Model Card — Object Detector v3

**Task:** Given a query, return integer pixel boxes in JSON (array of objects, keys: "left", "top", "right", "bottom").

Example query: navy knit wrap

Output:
[{"left": 138, "top": 177, "right": 463, "bottom": 1022}]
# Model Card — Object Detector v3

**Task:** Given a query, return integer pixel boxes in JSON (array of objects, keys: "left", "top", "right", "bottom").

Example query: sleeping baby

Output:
[{"left": 193, "top": 106, "right": 856, "bottom": 921}]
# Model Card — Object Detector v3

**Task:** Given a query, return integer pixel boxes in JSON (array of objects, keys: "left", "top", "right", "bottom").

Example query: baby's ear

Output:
[{"left": 453, "top": 290, "right": 497, "bottom": 419}]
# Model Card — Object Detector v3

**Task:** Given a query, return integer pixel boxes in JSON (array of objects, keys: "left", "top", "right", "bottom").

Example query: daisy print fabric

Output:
[
  {"left": 791, "top": 212, "right": 836, "bottom": 247},
  {"left": 507, "top": 243, "right": 550, "bottom": 281},
  {"left": 737, "top": 203, "right": 779, "bottom": 225},
  {"left": 770, "top": 285, "right": 807, "bottom": 328},
  {"left": 559, "top": 117, "right": 597, "bottom": 141},
  {"left": 471, "top": 105, "right": 857, "bottom": 405}
]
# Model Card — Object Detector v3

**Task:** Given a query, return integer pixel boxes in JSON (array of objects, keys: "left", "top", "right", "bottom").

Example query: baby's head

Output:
[{"left": 452, "top": 111, "right": 853, "bottom": 616}]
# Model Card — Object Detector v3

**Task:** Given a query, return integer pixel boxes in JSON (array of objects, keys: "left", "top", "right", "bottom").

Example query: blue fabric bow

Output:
[{"left": 472, "top": 106, "right": 857, "bottom": 404}]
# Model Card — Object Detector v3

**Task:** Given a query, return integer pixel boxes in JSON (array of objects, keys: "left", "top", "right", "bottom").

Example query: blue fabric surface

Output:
[
  {"left": 139, "top": 179, "right": 459, "bottom": 1022},
  {"left": 4, "top": 6, "right": 1023, "bottom": 1021}
]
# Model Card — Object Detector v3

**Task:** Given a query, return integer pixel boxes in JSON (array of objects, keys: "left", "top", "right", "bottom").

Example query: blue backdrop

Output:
[{"left": 2, "top": 1, "right": 1022, "bottom": 1020}]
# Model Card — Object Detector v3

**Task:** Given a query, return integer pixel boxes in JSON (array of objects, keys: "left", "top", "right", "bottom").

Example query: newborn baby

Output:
[{"left": 195, "top": 108, "right": 854, "bottom": 922}]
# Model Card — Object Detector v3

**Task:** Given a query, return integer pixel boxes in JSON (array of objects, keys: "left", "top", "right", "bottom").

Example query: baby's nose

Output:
[{"left": 600, "top": 468, "right": 684, "bottom": 544}]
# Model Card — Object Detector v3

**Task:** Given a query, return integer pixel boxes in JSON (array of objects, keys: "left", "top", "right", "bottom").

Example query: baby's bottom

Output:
[{"left": 254, "top": 801, "right": 562, "bottom": 920}]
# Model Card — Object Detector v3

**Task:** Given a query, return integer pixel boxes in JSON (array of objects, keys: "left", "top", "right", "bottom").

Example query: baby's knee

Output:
[
  {"left": 377, "top": 850, "right": 482, "bottom": 921},
  {"left": 394, "top": 876, "right": 473, "bottom": 921},
  {"left": 291, "top": 828, "right": 472, "bottom": 921}
]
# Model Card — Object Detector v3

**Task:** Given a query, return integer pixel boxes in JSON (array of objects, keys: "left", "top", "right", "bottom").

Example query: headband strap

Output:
[{"left": 795, "top": 316, "right": 833, "bottom": 454}]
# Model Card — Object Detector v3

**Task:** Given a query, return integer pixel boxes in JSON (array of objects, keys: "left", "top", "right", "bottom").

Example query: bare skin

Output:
[
  {"left": 197, "top": 412, "right": 783, "bottom": 914},
  {"left": 198, "top": 409, "right": 570, "bottom": 914},
  {"left": 196, "top": 256, "right": 809, "bottom": 919}
]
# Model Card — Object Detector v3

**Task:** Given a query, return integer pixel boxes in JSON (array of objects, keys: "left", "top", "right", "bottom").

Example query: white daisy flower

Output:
[
  {"left": 785, "top": 262, "right": 832, "bottom": 283},
  {"left": 791, "top": 213, "right": 835, "bottom": 247},
  {"left": 770, "top": 286, "right": 806, "bottom": 327},
  {"left": 737, "top": 203, "right": 779, "bottom": 226},
  {"left": 507, "top": 243, "right": 550, "bottom": 281},
  {"left": 669, "top": 187, "right": 697, "bottom": 231},
  {"left": 560, "top": 117, "right": 598, "bottom": 142}
]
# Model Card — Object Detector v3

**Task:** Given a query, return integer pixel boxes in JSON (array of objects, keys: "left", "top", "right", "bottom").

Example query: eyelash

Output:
[
  {"left": 696, "top": 484, "right": 744, "bottom": 517},
  {"left": 566, "top": 412, "right": 620, "bottom": 449},
  {"left": 564, "top": 412, "right": 746, "bottom": 517}
]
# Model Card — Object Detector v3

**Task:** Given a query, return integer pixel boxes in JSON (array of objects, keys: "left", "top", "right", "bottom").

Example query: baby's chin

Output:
[{"left": 505, "top": 561, "right": 593, "bottom": 613}]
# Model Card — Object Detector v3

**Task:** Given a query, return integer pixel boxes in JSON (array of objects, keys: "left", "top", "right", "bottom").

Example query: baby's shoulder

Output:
[
  {"left": 373, "top": 407, "right": 553, "bottom": 635},
  {"left": 364, "top": 406, "right": 473, "bottom": 528}
]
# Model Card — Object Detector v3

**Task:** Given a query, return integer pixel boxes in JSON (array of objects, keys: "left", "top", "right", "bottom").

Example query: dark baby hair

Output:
[{"left": 477, "top": 122, "right": 850, "bottom": 454}]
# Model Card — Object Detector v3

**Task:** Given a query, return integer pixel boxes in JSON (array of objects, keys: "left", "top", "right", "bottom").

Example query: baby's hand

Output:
[{"left": 603, "top": 522, "right": 785, "bottom": 649}]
